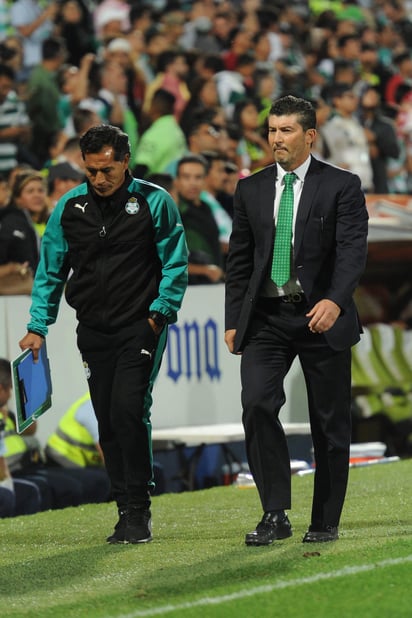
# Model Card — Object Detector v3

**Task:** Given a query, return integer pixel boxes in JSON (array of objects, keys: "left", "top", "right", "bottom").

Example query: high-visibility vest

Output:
[
  {"left": 3, "top": 415, "right": 30, "bottom": 472},
  {"left": 46, "top": 393, "right": 101, "bottom": 468}
]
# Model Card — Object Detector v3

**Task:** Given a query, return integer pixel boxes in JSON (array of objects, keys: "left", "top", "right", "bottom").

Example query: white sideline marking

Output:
[{"left": 116, "top": 555, "right": 412, "bottom": 618}]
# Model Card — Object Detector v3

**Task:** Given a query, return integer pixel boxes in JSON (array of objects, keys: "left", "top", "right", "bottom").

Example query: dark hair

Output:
[
  {"left": 337, "top": 34, "right": 359, "bottom": 49},
  {"left": 176, "top": 154, "right": 208, "bottom": 176},
  {"left": 0, "top": 358, "right": 11, "bottom": 389},
  {"left": 269, "top": 95, "right": 316, "bottom": 131},
  {"left": 145, "top": 173, "right": 174, "bottom": 193},
  {"left": 187, "top": 108, "right": 220, "bottom": 136},
  {"left": 329, "top": 82, "right": 355, "bottom": 100},
  {"left": 200, "top": 149, "right": 228, "bottom": 173},
  {"left": 0, "top": 62, "right": 14, "bottom": 81},
  {"left": 72, "top": 107, "right": 100, "bottom": 135},
  {"left": 226, "top": 122, "right": 243, "bottom": 141},
  {"left": 232, "top": 98, "right": 259, "bottom": 128},
  {"left": 393, "top": 51, "right": 411, "bottom": 66},
  {"left": 42, "top": 36, "right": 66, "bottom": 61},
  {"left": 202, "top": 53, "right": 224, "bottom": 74},
  {"left": 151, "top": 88, "right": 176, "bottom": 114},
  {"left": 79, "top": 125, "right": 130, "bottom": 160},
  {"left": 156, "top": 50, "right": 182, "bottom": 73}
]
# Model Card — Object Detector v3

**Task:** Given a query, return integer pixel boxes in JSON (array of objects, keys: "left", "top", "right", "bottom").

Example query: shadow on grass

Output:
[{"left": 1, "top": 540, "right": 301, "bottom": 616}]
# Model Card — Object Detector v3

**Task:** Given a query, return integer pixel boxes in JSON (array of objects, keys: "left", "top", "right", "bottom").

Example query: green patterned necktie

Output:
[{"left": 271, "top": 172, "right": 297, "bottom": 287}]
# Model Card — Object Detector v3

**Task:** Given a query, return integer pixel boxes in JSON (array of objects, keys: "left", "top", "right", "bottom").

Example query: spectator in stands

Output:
[
  {"left": 138, "top": 27, "right": 169, "bottom": 85},
  {"left": 200, "top": 149, "right": 233, "bottom": 256},
  {"left": 357, "top": 42, "right": 391, "bottom": 97},
  {"left": 26, "top": 36, "right": 67, "bottom": 166},
  {"left": 159, "top": 7, "right": 187, "bottom": 48},
  {"left": 134, "top": 89, "right": 187, "bottom": 179},
  {"left": 178, "top": 2, "right": 218, "bottom": 54},
  {"left": 274, "top": 23, "right": 307, "bottom": 96},
  {"left": 10, "top": 170, "right": 51, "bottom": 238},
  {"left": 358, "top": 85, "right": 400, "bottom": 193},
  {"left": 209, "top": 9, "right": 238, "bottom": 53},
  {"left": 225, "top": 122, "right": 243, "bottom": 169},
  {"left": 47, "top": 135, "right": 84, "bottom": 172},
  {"left": 179, "top": 76, "right": 220, "bottom": 138},
  {"left": 220, "top": 159, "right": 239, "bottom": 218},
  {"left": 232, "top": 98, "right": 274, "bottom": 173},
  {"left": 128, "top": 4, "right": 153, "bottom": 37},
  {"left": 10, "top": 0, "right": 58, "bottom": 81},
  {"left": 222, "top": 25, "right": 254, "bottom": 71},
  {"left": 93, "top": 0, "right": 129, "bottom": 45},
  {"left": 166, "top": 108, "right": 228, "bottom": 177},
  {"left": 72, "top": 108, "right": 102, "bottom": 138},
  {"left": 175, "top": 154, "right": 224, "bottom": 285},
  {"left": 254, "top": 67, "right": 279, "bottom": 128},
  {"left": 45, "top": 393, "right": 111, "bottom": 504},
  {"left": 0, "top": 37, "right": 25, "bottom": 92},
  {"left": 0, "top": 63, "right": 31, "bottom": 177},
  {"left": 311, "top": 95, "right": 332, "bottom": 160},
  {"left": 321, "top": 82, "right": 373, "bottom": 192},
  {"left": 215, "top": 51, "right": 257, "bottom": 120},
  {"left": 142, "top": 49, "right": 190, "bottom": 122},
  {"left": 332, "top": 58, "right": 358, "bottom": 90},
  {"left": 381, "top": 0, "right": 412, "bottom": 49},
  {"left": 0, "top": 172, "right": 9, "bottom": 206},
  {"left": 57, "top": 52, "right": 96, "bottom": 139},
  {"left": 336, "top": 33, "right": 361, "bottom": 70},
  {"left": 194, "top": 52, "right": 225, "bottom": 82},
  {"left": 145, "top": 172, "right": 176, "bottom": 199},
  {"left": 54, "top": 0, "right": 95, "bottom": 68},
  {"left": 0, "top": 172, "right": 38, "bottom": 275},
  {"left": 47, "top": 161, "right": 84, "bottom": 207},
  {"left": 385, "top": 51, "right": 412, "bottom": 113},
  {"left": 104, "top": 36, "right": 146, "bottom": 127}
]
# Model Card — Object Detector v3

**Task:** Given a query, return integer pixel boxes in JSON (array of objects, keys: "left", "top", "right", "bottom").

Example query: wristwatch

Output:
[{"left": 149, "top": 311, "right": 167, "bottom": 330}]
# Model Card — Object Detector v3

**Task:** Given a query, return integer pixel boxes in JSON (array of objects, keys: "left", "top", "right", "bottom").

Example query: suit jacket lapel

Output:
[
  {"left": 294, "top": 156, "right": 322, "bottom": 256},
  {"left": 257, "top": 164, "right": 277, "bottom": 258}
]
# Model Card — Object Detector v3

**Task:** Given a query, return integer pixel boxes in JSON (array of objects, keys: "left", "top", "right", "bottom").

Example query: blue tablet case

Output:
[{"left": 11, "top": 343, "right": 52, "bottom": 433}]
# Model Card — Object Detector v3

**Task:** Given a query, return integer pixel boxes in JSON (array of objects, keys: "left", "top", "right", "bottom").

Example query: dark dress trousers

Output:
[{"left": 225, "top": 156, "right": 369, "bottom": 527}]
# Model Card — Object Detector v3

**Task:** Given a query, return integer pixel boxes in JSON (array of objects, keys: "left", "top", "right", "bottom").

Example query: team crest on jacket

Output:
[{"left": 125, "top": 197, "right": 140, "bottom": 215}]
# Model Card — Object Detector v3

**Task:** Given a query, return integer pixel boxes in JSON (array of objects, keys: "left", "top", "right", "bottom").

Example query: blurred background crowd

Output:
[
  {"left": 0, "top": 0, "right": 411, "bottom": 288},
  {"left": 1, "top": 0, "right": 412, "bottom": 517}
]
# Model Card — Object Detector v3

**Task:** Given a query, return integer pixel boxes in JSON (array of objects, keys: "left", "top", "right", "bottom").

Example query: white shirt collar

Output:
[{"left": 276, "top": 155, "right": 311, "bottom": 184}]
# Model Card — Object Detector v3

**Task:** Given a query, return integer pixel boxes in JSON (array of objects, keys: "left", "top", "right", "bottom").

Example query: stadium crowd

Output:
[
  {"left": 0, "top": 0, "right": 411, "bottom": 286},
  {"left": 1, "top": 0, "right": 412, "bottom": 516}
]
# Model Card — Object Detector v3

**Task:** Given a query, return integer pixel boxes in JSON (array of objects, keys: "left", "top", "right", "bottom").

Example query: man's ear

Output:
[{"left": 306, "top": 128, "right": 317, "bottom": 146}]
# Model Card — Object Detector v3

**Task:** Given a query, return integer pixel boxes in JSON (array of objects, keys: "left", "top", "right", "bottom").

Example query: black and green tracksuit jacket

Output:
[{"left": 27, "top": 174, "right": 188, "bottom": 335}]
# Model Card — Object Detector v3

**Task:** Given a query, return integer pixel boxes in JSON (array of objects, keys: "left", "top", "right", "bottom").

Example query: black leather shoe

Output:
[
  {"left": 302, "top": 525, "right": 339, "bottom": 543},
  {"left": 245, "top": 512, "right": 292, "bottom": 546}
]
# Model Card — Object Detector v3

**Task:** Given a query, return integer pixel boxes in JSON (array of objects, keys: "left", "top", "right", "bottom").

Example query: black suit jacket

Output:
[{"left": 225, "top": 156, "right": 369, "bottom": 352}]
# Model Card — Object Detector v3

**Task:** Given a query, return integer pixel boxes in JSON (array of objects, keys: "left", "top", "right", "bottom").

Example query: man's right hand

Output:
[{"left": 19, "top": 333, "right": 44, "bottom": 362}]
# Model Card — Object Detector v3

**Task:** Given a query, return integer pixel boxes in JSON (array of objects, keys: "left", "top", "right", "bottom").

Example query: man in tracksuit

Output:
[{"left": 19, "top": 125, "right": 188, "bottom": 544}]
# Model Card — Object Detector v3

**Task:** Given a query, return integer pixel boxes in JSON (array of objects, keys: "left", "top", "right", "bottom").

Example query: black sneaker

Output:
[
  {"left": 124, "top": 507, "right": 152, "bottom": 544},
  {"left": 106, "top": 509, "right": 128, "bottom": 544}
]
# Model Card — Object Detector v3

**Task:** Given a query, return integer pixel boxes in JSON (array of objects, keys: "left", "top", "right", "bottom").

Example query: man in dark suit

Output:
[{"left": 225, "top": 95, "right": 368, "bottom": 545}]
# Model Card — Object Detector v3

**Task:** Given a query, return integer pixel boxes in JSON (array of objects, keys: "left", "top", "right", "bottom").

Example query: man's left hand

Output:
[{"left": 306, "top": 299, "right": 341, "bottom": 334}]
